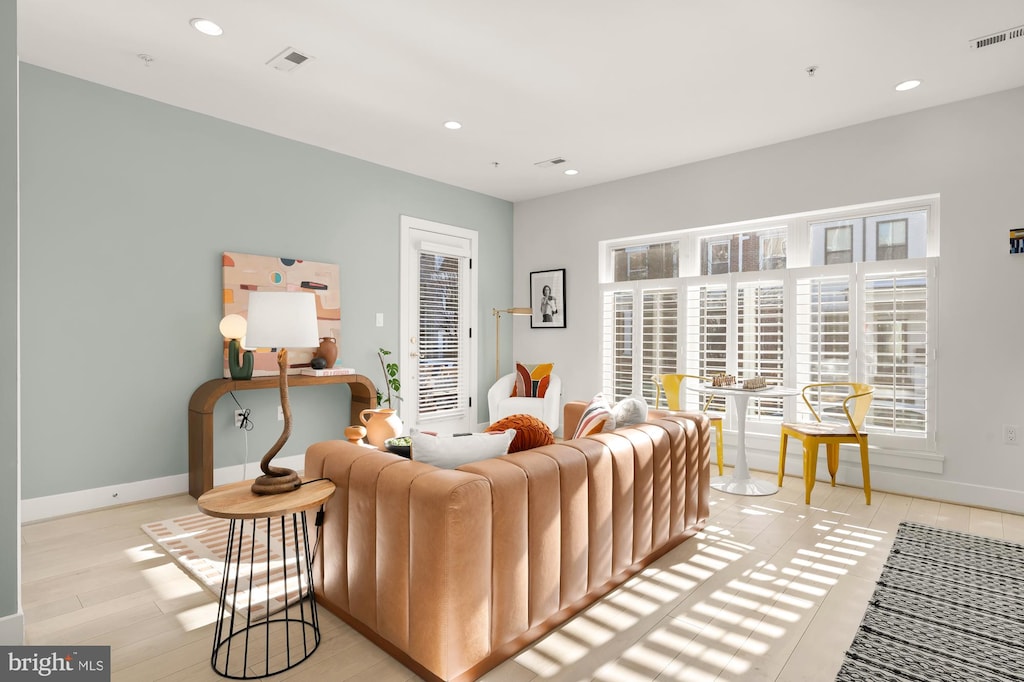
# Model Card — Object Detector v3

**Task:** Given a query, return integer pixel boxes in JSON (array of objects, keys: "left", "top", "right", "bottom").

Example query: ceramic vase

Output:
[
  {"left": 359, "top": 408, "right": 403, "bottom": 448},
  {"left": 315, "top": 336, "right": 338, "bottom": 367}
]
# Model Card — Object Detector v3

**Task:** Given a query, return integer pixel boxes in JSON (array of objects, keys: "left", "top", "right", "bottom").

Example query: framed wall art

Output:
[
  {"left": 222, "top": 252, "right": 341, "bottom": 376},
  {"left": 530, "top": 268, "right": 566, "bottom": 329}
]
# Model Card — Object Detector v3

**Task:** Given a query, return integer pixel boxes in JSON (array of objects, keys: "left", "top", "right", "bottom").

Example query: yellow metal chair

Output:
[
  {"left": 652, "top": 374, "right": 725, "bottom": 475},
  {"left": 778, "top": 382, "right": 874, "bottom": 504}
]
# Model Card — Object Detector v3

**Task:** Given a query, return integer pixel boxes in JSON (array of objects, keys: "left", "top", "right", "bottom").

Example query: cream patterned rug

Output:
[{"left": 142, "top": 512, "right": 310, "bottom": 622}]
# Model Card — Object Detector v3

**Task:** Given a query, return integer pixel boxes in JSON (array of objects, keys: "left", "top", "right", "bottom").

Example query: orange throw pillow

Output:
[{"left": 486, "top": 414, "right": 554, "bottom": 453}]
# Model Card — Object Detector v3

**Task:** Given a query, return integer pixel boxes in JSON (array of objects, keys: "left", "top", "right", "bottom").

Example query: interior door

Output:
[{"left": 400, "top": 217, "right": 477, "bottom": 434}]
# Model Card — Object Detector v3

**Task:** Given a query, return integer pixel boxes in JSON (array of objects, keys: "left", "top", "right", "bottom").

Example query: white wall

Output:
[{"left": 513, "top": 86, "right": 1024, "bottom": 513}]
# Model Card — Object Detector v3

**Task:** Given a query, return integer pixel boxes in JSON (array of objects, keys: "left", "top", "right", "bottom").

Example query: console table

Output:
[{"left": 188, "top": 374, "right": 376, "bottom": 498}]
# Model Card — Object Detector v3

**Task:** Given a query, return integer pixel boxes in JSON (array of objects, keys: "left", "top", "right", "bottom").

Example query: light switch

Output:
[{"left": 376, "top": 313, "right": 384, "bottom": 327}]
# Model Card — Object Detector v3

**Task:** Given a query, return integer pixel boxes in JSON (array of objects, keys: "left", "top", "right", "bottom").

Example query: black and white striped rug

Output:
[{"left": 837, "top": 521, "right": 1024, "bottom": 682}]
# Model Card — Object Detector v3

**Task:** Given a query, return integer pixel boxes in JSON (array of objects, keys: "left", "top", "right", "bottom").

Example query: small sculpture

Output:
[{"left": 345, "top": 425, "right": 367, "bottom": 445}]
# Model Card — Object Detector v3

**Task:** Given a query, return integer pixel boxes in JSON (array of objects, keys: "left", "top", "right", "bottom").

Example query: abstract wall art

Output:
[{"left": 222, "top": 252, "right": 341, "bottom": 376}]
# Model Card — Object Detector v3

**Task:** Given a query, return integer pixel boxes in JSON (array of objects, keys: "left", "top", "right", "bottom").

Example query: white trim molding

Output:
[
  {"left": 20, "top": 454, "right": 305, "bottom": 523},
  {"left": 0, "top": 611, "right": 24, "bottom": 645}
]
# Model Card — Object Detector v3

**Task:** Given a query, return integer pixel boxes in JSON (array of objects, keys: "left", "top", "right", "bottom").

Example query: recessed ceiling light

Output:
[
  {"left": 895, "top": 79, "right": 921, "bottom": 92},
  {"left": 443, "top": 121, "right": 462, "bottom": 130},
  {"left": 564, "top": 169, "right": 579, "bottom": 176},
  {"left": 190, "top": 18, "right": 223, "bottom": 36}
]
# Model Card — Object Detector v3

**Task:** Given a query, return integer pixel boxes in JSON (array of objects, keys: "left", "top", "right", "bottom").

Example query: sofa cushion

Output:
[
  {"left": 572, "top": 393, "right": 614, "bottom": 438},
  {"left": 607, "top": 395, "right": 649, "bottom": 431},
  {"left": 486, "top": 414, "right": 555, "bottom": 452},
  {"left": 511, "top": 362, "right": 553, "bottom": 398},
  {"left": 409, "top": 429, "right": 517, "bottom": 469}
]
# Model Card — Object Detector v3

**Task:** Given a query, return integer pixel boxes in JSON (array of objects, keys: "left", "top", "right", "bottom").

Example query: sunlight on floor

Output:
[
  {"left": 127, "top": 544, "right": 219, "bottom": 632},
  {"left": 176, "top": 602, "right": 220, "bottom": 631},
  {"left": 516, "top": 497, "right": 890, "bottom": 681}
]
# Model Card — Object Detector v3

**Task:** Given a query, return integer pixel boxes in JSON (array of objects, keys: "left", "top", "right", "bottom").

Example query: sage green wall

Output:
[
  {"left": 18, "top": 64, "right": 513, "bottom": 499},
  {"left": 1, "top": 0, "right": 21, "bottom": 632}
]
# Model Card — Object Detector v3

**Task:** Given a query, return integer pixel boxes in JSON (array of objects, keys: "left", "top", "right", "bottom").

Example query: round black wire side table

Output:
[{"left": 197, "top": 479, "right": 335, "bottom": 679}]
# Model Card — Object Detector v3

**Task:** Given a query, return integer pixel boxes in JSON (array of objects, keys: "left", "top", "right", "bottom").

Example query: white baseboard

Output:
[
  {"left": 0, "top": 611, "right": 24, "bottom": 645},
  {"left": 748, "top": 447, "right": 1024, "bottom": 514},
  {"left": 20, "top": 454, "right": 306, "bottom": 523}
]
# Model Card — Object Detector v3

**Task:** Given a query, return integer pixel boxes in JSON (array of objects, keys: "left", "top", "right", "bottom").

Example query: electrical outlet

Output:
[
  {"left": 1004, "top": 424, "right": 1019, "bottom": 445},
  {"left": 234, "top": 410, "right": 246, "bottom": 428},
  {"left": 278, "top": 405, "right": 284, "bottom": 421}
]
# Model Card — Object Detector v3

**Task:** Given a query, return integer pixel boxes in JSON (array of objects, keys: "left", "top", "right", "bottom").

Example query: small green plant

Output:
[{"left": 377, "top": 347, "right": 401, "bottom": 408}]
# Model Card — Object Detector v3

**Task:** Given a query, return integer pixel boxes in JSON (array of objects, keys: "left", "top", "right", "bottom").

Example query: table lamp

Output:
[
  {"left": 244, "top": 291, "right": 320, "bottom": 495},
  {"left": 219, "top": 313, "right": 253, "bottom": 380},
  {"left": 492, "top": 307, "right": 532, "bottom": 380}
]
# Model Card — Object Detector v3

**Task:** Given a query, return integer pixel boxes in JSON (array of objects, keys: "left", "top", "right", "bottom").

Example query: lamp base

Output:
[{"left": 250, "top": 468, "right": 302, "bottom": 495}]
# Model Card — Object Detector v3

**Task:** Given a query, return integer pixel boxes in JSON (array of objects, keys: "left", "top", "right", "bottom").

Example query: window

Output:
[
  {"left": 707, "top": 240, "right": 731, "bottom": 274},
  {"left": 684, "top": 283, "right": 728, "bottom": 412},
  {"left": 812, "top": 209, "right": 926, "bottom": 265},
  {"left": 862, "top": 270, "right": 928, "bottom": 433},
  {"left": 760, "top": 233, "right": 787, "bottom": 270},
  {"left": 794, "top": 275, "right": 851, "bottom": 387},
  {"left": 417, "top": 252, "right": 465, "bottom": 420},
  {"left": 736, "top": 280, "right": 785, "bottom": 419},
  {"left": 876, "top": 219, "right": 908, "bottom": 261},
  {"left": 701, "top": 227, "right": 787, "bottom": 274},
  {"left": 601, "top": 195, "right": 938, "bottom": 452},
  {"left": 612, "top": 241, "right": 679, "bottom": 281},
  {"left": 602, "top": 291, "right": 635, "bottom": 402},
  {"left": 641, "top": 289, "right": 678, "bottom": 404},
  {"left": 825, "top": 225, "right": 854, "bottom": 264}
]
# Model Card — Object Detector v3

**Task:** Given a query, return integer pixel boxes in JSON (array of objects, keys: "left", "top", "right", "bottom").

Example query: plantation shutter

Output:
[
  {"left": 862, "top": 269, "right": 928, "bottom": 434},
  {"left": 641, "top": 288, "right": 678, "bottom": 404},
  {"left": 685, "top": 283, "right": 728, "bottom": 412},
  {"left": 794, "top": 274, "right": 852, "bottom": 421},
  {"left": 602, "top": 290, "right": 635, "bottom": 401},
  {"left": 417, "top": 250, "right": 465, "bottom": 421},
  {"left": 736, "top": 280, "right": 785, "bottom": 419}
]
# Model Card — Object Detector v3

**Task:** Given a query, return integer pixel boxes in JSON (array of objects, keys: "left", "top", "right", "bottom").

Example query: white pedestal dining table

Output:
[{"left": 700, "top": 384, "right": 800, "bottom": 496}]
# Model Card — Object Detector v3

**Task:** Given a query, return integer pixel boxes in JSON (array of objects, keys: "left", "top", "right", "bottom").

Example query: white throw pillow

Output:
[
  {"left": 607, "top": 395, "right": 649, "bottom": 431},
  {"left": 410, "top": 429, "right": 517, "bottom": 469}
]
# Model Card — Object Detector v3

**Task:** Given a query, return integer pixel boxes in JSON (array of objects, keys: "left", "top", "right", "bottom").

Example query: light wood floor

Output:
[{"left": 21, "top": 470, "right": 1024, "bottom": 682}]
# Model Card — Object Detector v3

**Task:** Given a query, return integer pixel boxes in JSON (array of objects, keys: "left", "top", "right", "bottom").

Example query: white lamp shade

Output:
[{"left": 244, "top": 292, "right": 320, "bottom": 349}]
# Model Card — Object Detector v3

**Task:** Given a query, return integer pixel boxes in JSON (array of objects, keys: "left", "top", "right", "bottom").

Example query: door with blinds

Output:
[{"left": 400, "top": 217, "right": 477, "bottom": 435}]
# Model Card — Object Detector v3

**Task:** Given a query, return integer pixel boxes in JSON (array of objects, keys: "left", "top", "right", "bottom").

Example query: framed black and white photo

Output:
[{"left": 530, "top": 268, "right": 566, "bottom": 329}]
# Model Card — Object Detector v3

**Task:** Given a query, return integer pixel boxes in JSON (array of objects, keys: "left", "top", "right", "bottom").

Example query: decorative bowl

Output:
[{"left": 384, "top": 436, "right": 412, "bottom": 458}]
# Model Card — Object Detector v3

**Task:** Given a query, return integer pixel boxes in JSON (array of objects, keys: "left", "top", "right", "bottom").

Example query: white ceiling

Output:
[{"left": 16, "top": 1, "right": 1024, "bottom": 202}]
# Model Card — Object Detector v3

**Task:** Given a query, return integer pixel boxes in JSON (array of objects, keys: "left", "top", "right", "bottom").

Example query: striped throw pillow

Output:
[
  {"left": 572, "top": 394, "right": 615, "bottom": 439},
  {"left": 511, "top": 362, "right": 553, "bottom": 398}
]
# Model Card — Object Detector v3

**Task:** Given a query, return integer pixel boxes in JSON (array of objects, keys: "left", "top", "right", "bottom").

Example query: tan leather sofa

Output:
[{"left": 304, "top": 402, "right": 710, "bottom": 682}]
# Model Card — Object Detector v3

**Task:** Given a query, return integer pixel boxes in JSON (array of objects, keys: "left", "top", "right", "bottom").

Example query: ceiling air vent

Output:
[
  {"left": 266, "top": 47, "right": 313, "bottom": 73},
  {"left": 969, "top": 24, "right": 1024, "bottom": 49},
  {"left": 534, "top": 157, "right": 567, "bottom": 168}
]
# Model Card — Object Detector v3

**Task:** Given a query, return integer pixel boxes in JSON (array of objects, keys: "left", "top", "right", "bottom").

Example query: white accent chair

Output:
[{"left": 487, "top": 372, "right": 562, "bottom": 432}]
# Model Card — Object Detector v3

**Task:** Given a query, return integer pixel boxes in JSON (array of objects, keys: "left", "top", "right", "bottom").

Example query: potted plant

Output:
[
  {"left": 360, "top": 347, "right": 403, "bottom": 448},
  {"left": 376, "top": 347, "right": 401, "bottom": 408}
]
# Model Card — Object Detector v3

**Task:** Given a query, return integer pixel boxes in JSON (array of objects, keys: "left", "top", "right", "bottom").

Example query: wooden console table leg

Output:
[{"left": 189, "top": 407, "right": 214, "bottom": 499}]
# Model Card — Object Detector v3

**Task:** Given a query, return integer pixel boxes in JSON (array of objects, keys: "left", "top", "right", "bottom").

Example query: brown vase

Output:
[
  {"left": 314, "top": 336, "right": 338, "bottom": 367},
  {"left": 359, "top": 408, "right": 403, "bottom": 448}
]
